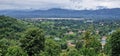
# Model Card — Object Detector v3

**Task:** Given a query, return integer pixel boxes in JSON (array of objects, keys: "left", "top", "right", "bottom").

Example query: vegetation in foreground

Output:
[{"left": 0, "top": 15, "right": 120, "bottom": 56}]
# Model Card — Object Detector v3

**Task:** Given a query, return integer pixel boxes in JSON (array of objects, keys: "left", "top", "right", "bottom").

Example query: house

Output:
[{"left": 67, "top": 40, "right": 75, "bottom": 47}]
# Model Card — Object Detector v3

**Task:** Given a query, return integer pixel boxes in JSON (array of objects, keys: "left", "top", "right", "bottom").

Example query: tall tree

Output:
[
  {"left": 111, "top": 30, "right": 120, "bottom": 56},
  {"left": 5, "top": 46, "right": 28, "bottom": 56},
  {"left": 83, "top": 31, "right": 91, "bottom": 48},
  {"left": 20, "top": 28, "right": 45, "bottom": 56},
  {"left": 45, "top": 39, "right": 61, "bottom": 56}
]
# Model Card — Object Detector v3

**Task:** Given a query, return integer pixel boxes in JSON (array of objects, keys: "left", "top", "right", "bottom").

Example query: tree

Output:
[
  {"left": 79, "top": 47, "right": 97, "bottom": 56},
  {"left": 111, "top": 30, "right": 120, "bottom": 56},
  {"left": 83, "top": 31, "right": 91, "bottom": 48},
  {"left": 61, "top": 42, "right": 68, "bottom": 50},
  {"left": 0, "top": 38, "right": 9, "bottom": 55},
  {"left": 20, "top": 28, "right": 45, "bottom": 56},
  {"left": 88, "top": 35, "right": 101, "bottom": 54},
  {"left": 104, "top": 36, "right": 111, "bottom": 56},
  {"left": 45, "top": 39, "right": 61, "bottom": 56},
  {"left": 0, "top": 38, "right": 18, "bottom": 55},
  {"left": 67, "top": 48, "right": 79, "bottom": 56},
  {"left": 75, "top": 41, "right": 83, "bottom": 50},
  {"left": 79, "top": 31, "right": 101, "bottom": 56},
  {"left": 5, "top": 46, "right": 28, "bottom": 56}
]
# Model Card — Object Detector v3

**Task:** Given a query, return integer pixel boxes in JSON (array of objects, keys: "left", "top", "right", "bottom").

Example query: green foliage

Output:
[
  {"left": 83, "top": 31, "right": 91, "bottom": 48},
  {"left": 1, "top": 15, "right": 120, "bottom": 56},
  {"left": 0, "top": 38, "right": 10, "bottom": 55},
  {"left": 0, "top": 38, "right": 19, "bottom": 56},
  {"left": 0, "top": 15, "right": 30, "bottom": 39},
  {"left": 61, "top": 42, "right": 68, "bottom": 49},
  {"left": 20, "top": 28, "right": 45, "bottom": 56},
  {"left": 45, "top": 39, "right": 61, "bottom": 56},
  {"left": 79, "top": 47, "right": 97, "bottom": 56},
  {"left": 88, "top": 35, "right": 101, "bottom": 53},
  {"left": 104, "top": 36, "right": 111, "bottom": 56},
  {"left": 76, "top": 31, "right": 101, "bottom": 56},
  {"left": 110, "top": 30, "right": 120, "bottom": 56},
  {"left": 67, "top": 48, "right": 79, "bottom": 56},
  {"left": 0, "top": 49, "right": 2, "bottom": 56},
  {"left": 75, "top": 41, "right": 83, "bottom": 50},
  {"left": 5, "top": 46, "right": 28, "bottom": 56},
  {"left": 67, "top": 34, "right": 76, "bottom": 40}
]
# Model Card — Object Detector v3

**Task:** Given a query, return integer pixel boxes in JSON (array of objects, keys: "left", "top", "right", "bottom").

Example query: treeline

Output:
[{"left": 0, "top": 16, "right": 120, "bottom": 56}]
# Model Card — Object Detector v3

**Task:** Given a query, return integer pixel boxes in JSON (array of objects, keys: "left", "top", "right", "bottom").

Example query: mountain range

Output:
[{"left": 0, "top": 8, "right": 120, "bottom": 19}]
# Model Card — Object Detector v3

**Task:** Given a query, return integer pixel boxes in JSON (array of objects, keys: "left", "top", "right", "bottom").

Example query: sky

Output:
[{"left": 0, "top": 0, "right": 120, "bottom": 10}]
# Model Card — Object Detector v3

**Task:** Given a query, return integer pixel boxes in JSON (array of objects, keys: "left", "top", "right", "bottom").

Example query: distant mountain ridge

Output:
[{"left": 0, "top": 8, "right": 120, "bottom": 19}]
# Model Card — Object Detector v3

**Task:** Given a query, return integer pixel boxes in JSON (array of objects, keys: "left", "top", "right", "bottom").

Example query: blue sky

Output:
[{"left": 0, "top": 0, "right": 120, "bottom": 10}]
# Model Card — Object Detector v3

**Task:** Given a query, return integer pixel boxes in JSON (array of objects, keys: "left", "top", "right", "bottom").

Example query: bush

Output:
[{"left": 5, "top": 46, "right": 28, "bottom": 56}]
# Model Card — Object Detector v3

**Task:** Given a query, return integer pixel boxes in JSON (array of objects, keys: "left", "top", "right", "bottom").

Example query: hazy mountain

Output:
[{"left": 0, "top": 8, "right": 120, "bottom": 19}]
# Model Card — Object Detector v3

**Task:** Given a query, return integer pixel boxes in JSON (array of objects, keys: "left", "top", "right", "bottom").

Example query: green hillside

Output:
[
  {"left": 0, "top": 15, "right": 34, "bottom": 39},
  {"left": 0, "top": 16, "right": 120, "bottom": 56}
]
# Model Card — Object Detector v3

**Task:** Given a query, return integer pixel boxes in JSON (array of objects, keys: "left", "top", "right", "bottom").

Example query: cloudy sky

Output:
[{"left": 0, "top": 0, "right": 120, "bottom": 10}]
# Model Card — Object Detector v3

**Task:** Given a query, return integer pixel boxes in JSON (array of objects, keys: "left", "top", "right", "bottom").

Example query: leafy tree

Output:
[
  {"left": 20, "top": 28, "right": 45, "bottom": 56},
  {"left": 110, "top": 30, "right": 120, "bottom": 56},
  {"left": 88, "top": 35, "right": 101, "bottom": 53},
  {"left": 67, "top": 48, "right": 79, "bottom": 56},
  {"left": 82, "top": 31, "right": 91, "bottom": 48},
  {"left": 0, "top": 38, "right": 9, "bottom": 55},
  {"left": 61, "top": 42, "right": 68, "bottom": 49},
  {"left": 79, "top": 31, "right": 101, "bottom": 56},
  {"left": 104, "top": 36, "right": 111, "bottom": 56},
  {"left": 79, "top": 47, "right": 97, "bottom": 56},
  {"left": 0, "top": 38, "right": 18, "bottom": 55},
  {"left": 75, "top": 41, "right": 83, "bottom": 50},
  {"left": 5, "top": 46, "right": 28, "bottom": 56},
  {"left": 45, "top": 39, "right": 61, "bottom": 56}
]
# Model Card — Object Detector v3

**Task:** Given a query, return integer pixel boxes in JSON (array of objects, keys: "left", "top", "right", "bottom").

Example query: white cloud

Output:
[{"left": 0, "top": 0, "right": 120, "bottom": 10}]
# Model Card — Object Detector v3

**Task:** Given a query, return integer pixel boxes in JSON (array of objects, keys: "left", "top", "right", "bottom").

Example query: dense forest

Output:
[{"left": 0, "top": 15, "right": 120, "bottom": 56}]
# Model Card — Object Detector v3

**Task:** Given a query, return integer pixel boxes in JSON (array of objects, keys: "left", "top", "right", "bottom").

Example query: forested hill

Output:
[
  {"left": 0, "top": 8, "right": 120, "bottom": 19},
  {"left": 0, "top": 16, "right": 34, "bottom": 39},
  {"left": 0, "top": 15, "right": 120, "bottom": 56}
]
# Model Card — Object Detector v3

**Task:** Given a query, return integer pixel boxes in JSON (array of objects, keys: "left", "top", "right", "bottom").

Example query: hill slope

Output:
[
  {"left": 0, "top": 16, "right": 33, "bottom": 39},
  {"left": 0, "top": 8, "right": 120, "bottom": 19}
]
